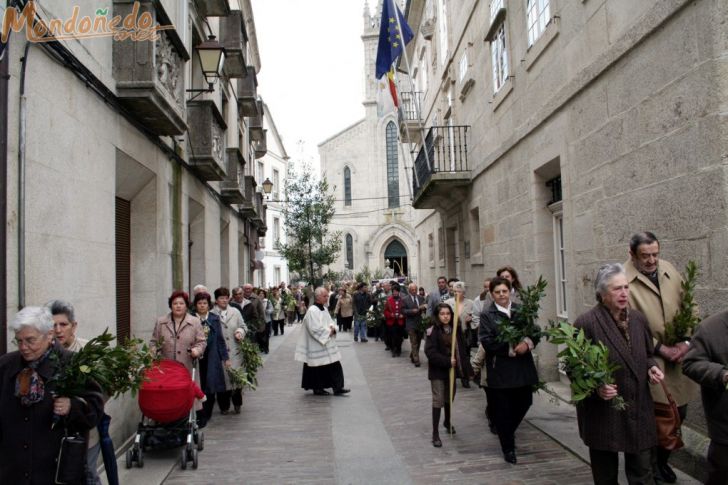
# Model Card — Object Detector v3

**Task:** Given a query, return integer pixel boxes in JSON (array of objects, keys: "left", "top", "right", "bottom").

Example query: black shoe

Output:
[
  {"left": 361, "top": 339, "right": 368, "bottom": 342},
  {"left": 333, "top": 388, "right": 350, "bottom": 395},
  {"left": 234, "top": 405, "right": 241, "bottom": 414},
  {"left": 414, "top": 362, "right": 421, "bottom": 367},
  {"left": 220, "top": 410, "right": 230, "bottom": 415},
  {"left": 354, "top": 337, "right": 358, "bottom": 342},
  {"left": 655, "top": 463, "right": 677, "bottom": 483},
  {"left": 488, "top": 422, "right": 497, "bottom": 434},
  {"left": 443, "top": 423, "right": 456, "bottom": 435},
  {"left": 504, "top": 451, "right": 517, "bottom": 464},
  {"left": 385, "top": 347, "right": 390, "bottom": 351},
  {"left": 432, "top": 436, "right": 442, "bottom": 448},
  {"left": 313, "top": 389, "right": 330, "bottom": 396}
]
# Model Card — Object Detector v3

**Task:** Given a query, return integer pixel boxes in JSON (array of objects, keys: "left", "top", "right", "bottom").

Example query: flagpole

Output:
[
  {"left": 390, "top": 0, "right": 432, "bottom": 174},
  {"left": 449, "top": 297, "right": 459, "bottom": 436}
]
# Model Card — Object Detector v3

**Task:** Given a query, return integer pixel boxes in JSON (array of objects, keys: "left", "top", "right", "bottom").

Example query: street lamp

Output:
[
  {"left": 261, "top": 177, "right": 274, "bottom": 198},
  {"left": 186, "top": 35, "right": 226, "bottom": 100}
]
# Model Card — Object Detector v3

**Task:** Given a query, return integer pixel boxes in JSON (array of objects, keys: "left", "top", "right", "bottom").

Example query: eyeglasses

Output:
[{"left": 14, "top": 335, "right": 46, "bottom": 347}]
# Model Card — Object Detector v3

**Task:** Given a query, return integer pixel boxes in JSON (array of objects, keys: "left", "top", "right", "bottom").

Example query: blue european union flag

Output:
[{"left": 375, "top": 0, "right": 414, "bottom": 79}]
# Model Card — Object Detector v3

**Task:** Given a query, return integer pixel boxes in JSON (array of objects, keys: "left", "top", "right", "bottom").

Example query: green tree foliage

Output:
[
  {"left": 278, "top": 163, "right": 341, "bottom": 287},
  {"left": 496, "top": 276, "right": 547, "bottom": 347},
  {"left": 664, "top": 260, "right": 701, "bottom": 345}
]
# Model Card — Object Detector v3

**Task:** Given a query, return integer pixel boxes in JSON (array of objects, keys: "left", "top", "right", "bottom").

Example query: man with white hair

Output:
[{"left": 294, "top": 287, "right": 350, "bottom": 396}]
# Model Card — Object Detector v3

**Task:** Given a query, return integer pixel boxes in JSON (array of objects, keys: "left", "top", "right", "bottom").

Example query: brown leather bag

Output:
[{"left": 654, "top": 381, "right": 684, "bottom": 450}]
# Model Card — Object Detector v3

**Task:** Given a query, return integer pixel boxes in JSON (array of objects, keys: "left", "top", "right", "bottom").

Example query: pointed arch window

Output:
[
  {"left": 344, "top": 166, "right": 352, "bottom": 206},
  {"left": 345, "top": 233, "right": 354, "bottom": 269},
  {"left": 385, "top": 122, "right": 399, "bottom": 208}
]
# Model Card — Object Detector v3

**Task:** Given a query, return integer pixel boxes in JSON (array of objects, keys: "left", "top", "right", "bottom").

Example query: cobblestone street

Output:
[{"left": 153, "top": 325, "right": 597, "bottom": 485}]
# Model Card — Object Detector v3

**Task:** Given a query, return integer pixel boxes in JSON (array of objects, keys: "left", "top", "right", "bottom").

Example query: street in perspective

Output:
[{"left": 0, "top": 0, "right": 726, "bottom": 484}]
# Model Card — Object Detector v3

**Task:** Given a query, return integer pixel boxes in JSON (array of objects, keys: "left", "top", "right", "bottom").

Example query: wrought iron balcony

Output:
[
  {"left": 220, "top": 148, "right": 245, "bottom": 204},
  {"left": 252, "top": 192, "right": 267, "bottom": 236},
  {"left": 398, "top": 91, "right": 424, "bottom": 143},
  {"left": 187, "top": 100, "right": 227, "bottom": 181},
  {"left": 113, "top": 0, "right": 188, "bottom": 135},
  {"left": 219, "top": 10, "right": 247, "bottom": 78},
  {"left": 237, "top": 67, "right": 258, "bottom": 117},
  {"left": 412, "top": 125, "right": 471, "bottom": 210}
]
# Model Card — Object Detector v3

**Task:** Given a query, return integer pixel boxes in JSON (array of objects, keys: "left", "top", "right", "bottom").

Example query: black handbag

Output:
[{"left": 55, "top": 430, "right": 87, "bottom": 484}]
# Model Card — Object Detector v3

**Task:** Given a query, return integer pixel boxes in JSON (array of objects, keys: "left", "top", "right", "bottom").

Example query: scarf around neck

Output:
[{"left": 15, "top": 346, "right": 53, "bottom": 407}]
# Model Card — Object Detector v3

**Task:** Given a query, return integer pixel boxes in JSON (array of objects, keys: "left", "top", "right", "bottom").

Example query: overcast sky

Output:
[{"left": 253, "top": 1, "right": 368, "bottom": 169}]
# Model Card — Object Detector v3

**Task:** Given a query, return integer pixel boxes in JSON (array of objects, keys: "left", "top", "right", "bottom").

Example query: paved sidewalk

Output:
[
  {"left": 160, "top": 326, "right": 594, "bottom": 484},
  {"left": 114, "top": 325, "right": 698, "bottom": 484}
]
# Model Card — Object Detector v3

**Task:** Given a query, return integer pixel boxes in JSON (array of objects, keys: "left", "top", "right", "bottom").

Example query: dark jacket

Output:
[
  {"left": 402, "top": 293, "right": 425, "bottom": 332},
  {"left": 193, "top": 312, "right": 229, "bottom": 394},
  {"left": 683, "top": 310, "right": 728, "bottom": 445},
  {"left": 425, "top": 322, "right": 473, "bottom": 381},
  {"left": 0, "top": 342, "right": 104, "bottom": 484},
  {"left": 478, "top": 302, "right": 539, "bottom": 389},
  {"left": 240, "top": 296, "right": 266, "bottom": 333},
  {"left": 353, "top": 291, "right": 371, "bottom": 316},
  {"left": 574, "top": 304, "right": 658, "bottom": 454}
]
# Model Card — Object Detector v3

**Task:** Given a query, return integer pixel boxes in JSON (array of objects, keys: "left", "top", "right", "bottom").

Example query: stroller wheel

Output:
[
  {"left": 191, "top": 448, "right": 199, "bottom": 469},
  {"left": 137, "top": 447, "right": 144, "bottom": 468},
  {"left": 125, "top": 449, "right": 133, "bottom": 469},
  {"left": 180, "top": 449, "right": 187, "bottom": 470},
  {"left": 196, "top": 431, "right": 205, "bottom": 451}
]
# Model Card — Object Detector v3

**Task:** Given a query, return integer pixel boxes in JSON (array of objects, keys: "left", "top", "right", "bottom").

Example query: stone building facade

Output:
[
  {"left": 255, "top": 103, "right": 290, "bottom": 288},
  {"left": 401, "top": 0, "right": 727, "bottom": 380},
  {"left": 319, "top": 1, "right": 419, "bottom": 280},
  {"left": 1, "top": 0, "right": 273, "bottom": 444}
]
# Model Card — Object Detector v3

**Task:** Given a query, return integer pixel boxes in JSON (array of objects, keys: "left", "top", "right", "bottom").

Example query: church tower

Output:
[{"left": 362, "top": 1, "right": 381, "bottom": 117}]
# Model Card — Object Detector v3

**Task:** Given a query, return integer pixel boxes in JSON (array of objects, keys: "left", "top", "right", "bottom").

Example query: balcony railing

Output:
[
  {"left": 398, "top": 91, "right": 423, "bottom": 122},
  {"left": 249, "top": 99, "right": 265, "bottom": 141},
  {"left": 412, "top": 125, "right": 470, "bottom": 198},
  {"left": 237, "top": 67, "right": 258, "bottom": 116},
  {"left": 240, "top": 175, "right": 257, "bottom": 217}
]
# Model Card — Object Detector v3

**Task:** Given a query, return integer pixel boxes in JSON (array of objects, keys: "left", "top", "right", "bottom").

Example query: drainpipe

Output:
[
  {"left": 0, "top": 36, "right": 9, "bottom": 354},
  {"left": 17, "top": 40, "right": 29, "bottom": 310}
]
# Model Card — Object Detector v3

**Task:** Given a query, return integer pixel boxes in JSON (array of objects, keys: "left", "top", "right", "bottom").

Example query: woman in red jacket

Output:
[{"left": 384, "top": 283, "right": 406, "bottom": 358}]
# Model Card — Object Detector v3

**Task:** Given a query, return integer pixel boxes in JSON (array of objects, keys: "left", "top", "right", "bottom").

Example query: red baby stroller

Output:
[{"left": 126, "top": 359, "right": 205, "bottom": 470}]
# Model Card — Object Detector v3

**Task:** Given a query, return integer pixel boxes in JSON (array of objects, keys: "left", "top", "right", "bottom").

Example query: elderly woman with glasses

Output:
[
  {"left": 574, "top": 263, "right": 664, "bottom": 485},
  {"left": 0, "top": 306, "right": 104, "bottom": 484}
]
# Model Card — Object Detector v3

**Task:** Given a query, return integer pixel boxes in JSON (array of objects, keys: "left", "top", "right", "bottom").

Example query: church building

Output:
[{"left": 319, "top": 1, "right": 418, "bottom": 280}]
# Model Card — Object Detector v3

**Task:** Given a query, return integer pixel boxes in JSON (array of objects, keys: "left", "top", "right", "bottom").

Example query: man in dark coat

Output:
[
  {"left": 352, "top": 283, "right": 371, "bottom": 343},
  {"left": 682, "top": 310, "right": 728, "bottom": 485},
  {"left": 240, "top": 284, "right": 267, "bottom": 353},
  {"left": 402, "top": 282, "right": 427, "bottom": 367}
]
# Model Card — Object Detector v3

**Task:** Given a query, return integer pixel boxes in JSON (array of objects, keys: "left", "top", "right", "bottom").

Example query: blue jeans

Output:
[{"left": 354, "top": 316, "right": 368, "bottom": 341}]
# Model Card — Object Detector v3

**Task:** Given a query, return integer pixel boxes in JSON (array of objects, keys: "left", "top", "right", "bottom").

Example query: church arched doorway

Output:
[{"left": 384, "top": 239, "right": 408, "bottom": 277}]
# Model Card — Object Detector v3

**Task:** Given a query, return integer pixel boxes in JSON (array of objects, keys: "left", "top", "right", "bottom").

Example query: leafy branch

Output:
[
  {"left": 235, "top": 338, "right": 264, "bottom": 391},
  {"left": 546, "top": 321, "right": 626, "bottom": 410},
  {"left": 495, "top": 276, "right": 547, "bottom": 347},
  {"left": 663, "top": 260, "right": 701, "bottom": 345},
  {"left": 50, "top": 329, "right": 156, "bottom": 399}
]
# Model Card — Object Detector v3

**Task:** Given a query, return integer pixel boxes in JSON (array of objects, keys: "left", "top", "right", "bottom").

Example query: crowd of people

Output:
[
  {"left": 3, "top": 230, "right": 728, "bottom": 484},
  {"left": 320, "top": 231, "right": 727, "bottom": 484}
]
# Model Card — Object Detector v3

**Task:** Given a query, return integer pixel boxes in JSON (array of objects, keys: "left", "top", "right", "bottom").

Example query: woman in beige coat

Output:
[
  {"left": 152, "top": 290, "right": 206, "bottom": 373},
  {"left": 334, "top": 288, "right": 354, "bottom": 332}
]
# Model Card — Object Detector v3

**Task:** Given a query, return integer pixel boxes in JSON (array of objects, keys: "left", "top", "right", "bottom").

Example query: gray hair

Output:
[
  {"left": 10, "top": 306, "right": 54, "bottom": 334},
  {"left": 594, "top": 263, "right": 626, "bottom": 303},
  {"left": 314, "top": 287, "right": 328, "bottom": 299},
  {"left": 45, "top": 299, "right": 76, "bottom": 322}
]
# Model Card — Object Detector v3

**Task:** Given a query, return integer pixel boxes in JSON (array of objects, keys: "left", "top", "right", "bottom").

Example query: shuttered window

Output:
[{"left": 115, "top": 197, "right": 131, "bottom": 343}]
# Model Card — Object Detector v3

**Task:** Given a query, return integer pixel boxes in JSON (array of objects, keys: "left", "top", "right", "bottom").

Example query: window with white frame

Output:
[
  {"left": 527, "top": 0, "right": 550, "bottom": 47},
  {"left": 437, "top": 0, "right": 448, "bottom": 66},
  {"left": 256, "top": 161, "right": 264, "bottom": 185},
  {"left": 458, "top": 51, "right": 468, "bottom": 83},
  {"left": 552, "top": 205, "right": 567, "bottom": 318},
  {"left": 491, "top": 24, "right": 509, "bottom": 93},
  {"left": 274, "top": 266, "right": 281, "bottom": 285},
  {"left": 273, "top": 169, "right": 280, "bottom": 200},
  {"left": 273, "top": 217, "right": 280, "bottom": 248},
  {"left": 418, "top": 49, "right": 429, "bottom": 93}
]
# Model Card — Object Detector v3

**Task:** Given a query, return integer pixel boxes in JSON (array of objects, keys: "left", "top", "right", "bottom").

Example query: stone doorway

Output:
[{"left": 384, "top": 239, "right": 408, "bottom": 276}]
